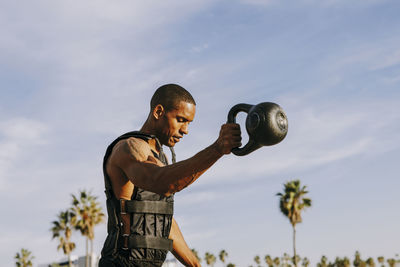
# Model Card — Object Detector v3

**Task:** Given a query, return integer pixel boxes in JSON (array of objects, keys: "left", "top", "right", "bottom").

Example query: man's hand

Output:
[{"left": 214, "top": 123, "right": 242, "bottom": 155}]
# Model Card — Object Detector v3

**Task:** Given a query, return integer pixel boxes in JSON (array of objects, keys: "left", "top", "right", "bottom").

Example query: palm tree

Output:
[
  {"left": 354, "top": 251, "right": 362, "bottom": 267},
  {"left": 265, "top": 255, "right": 274, "bottom": 267},
  {"left": 343, "top": 257, "right": 351, "bottom": 267},
  {"left": 317, "top": 255, "right": 328, "bottom": 267},
  {"left": 15, "top": 248, "right": 34, "bottom": 267},
  {"left": 71, "top": 190, "right": 104, "bottom": 267},
  {"left": 333, "top": 257, "right": 351, "bottom": 267},
  {"left": 377, "top": 256, "right": 384, "bottom": 267},
  {"left": 302, "top": 257, "right": 310, "bottom": 267},
  {"left": 273, "top": 257, "right": 281, "bottom": 267},
  {"left": 277, "top": 180, "right": 312, "bottom": 267},
  {"left": 282, "top": 253, "right": 293, "bottom": 267},
  {"left": 205, "top": 252, "right": 216, "bottom": 267},
  {"left": 51, "top": 210, "right": 76, "bottom": 267},
  {"left": 227, "top": 264, "right": 236, "bottom": 267},
  {"left": 294, "top": 255, "right": 301, "bottom": 266},
  {"left": 219, "top": 250, "right": 228, "bottom": 264},
  {"left": 191, "top": 248, "right": 201, "bottom": 263},
  {"left": 254, "top": 255, "right": 261, "bottom": 266},
  {"left": 387, "top": 258, "right": 396, "bottom": 267},
  {"left": 366, "top": 257, "right": 375, "bottom": 267}
]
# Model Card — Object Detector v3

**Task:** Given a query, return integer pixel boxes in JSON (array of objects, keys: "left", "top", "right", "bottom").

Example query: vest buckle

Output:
[
  {"left": 122, "top": 234, "right": 129, "bottom": 250},
  {"left": 120, "top": 199, "right": 127, "bottom": 215}
]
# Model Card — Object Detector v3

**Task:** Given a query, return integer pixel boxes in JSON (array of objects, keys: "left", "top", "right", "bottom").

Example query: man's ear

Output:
[{"left": 152, "top": 104, "right": 165, "bottom": 120}]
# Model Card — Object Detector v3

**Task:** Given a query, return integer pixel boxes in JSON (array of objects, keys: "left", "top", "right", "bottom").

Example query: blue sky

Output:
[{"left": 1, "top": 0, "right": 400, "bottom": 266}]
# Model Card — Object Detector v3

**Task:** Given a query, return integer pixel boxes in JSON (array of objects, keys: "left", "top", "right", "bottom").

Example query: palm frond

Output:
[{"left": 276, "top": 179, "right": 312, "bottom": 226}]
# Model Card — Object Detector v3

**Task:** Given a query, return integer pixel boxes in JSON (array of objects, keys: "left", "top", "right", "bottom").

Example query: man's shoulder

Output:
[{"left": 111, "top": 137, "right": 152, "bottom": 162}]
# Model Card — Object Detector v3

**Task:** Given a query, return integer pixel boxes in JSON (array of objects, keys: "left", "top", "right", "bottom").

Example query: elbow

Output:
[
  {"left": 151, "top": 170, "right": 177, "bottom": 197},
  {"left": 156, "top": 184, "right": 179, "bottom": 197},
  {"left": 153, "top": 189, "right": 173, "bottom": 198},
  {"left": 149, "top": 180, "right": 175, "bottom": 197},
  {"left": 164, "top": 191, "right": 173, "bottom": 197},
  {"left": 160, "top": 185, "right": 176, "bottom": 197},
  {"left": 148, "top": 184, "right": 171, "bottom": 197},
  {"left": 164, "top": 182, "right": 185, "bottom": 197}
]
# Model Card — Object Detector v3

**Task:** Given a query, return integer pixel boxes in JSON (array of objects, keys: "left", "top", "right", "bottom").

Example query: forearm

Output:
[
  {"left": 169, "top": 218, "right": 201, "bottom": 267},
  {"left": 152, "top": 142, "right": 223, "bottom": 195},
  {"left": 119, "top": 123, "right": 240, "bottom": 196}
]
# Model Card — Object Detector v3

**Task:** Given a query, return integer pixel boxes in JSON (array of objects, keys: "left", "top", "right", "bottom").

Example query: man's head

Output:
[
  {"left": 149, "top": 84, "right": 196, "bottom": 147},
  {"left": 150, "top": 84, "right": 196, "bottom": 111}
]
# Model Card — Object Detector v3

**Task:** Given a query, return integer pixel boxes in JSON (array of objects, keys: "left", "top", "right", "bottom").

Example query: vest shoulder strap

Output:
[{"left": 103, "top": 131, "right": 155, "bottom": 199}]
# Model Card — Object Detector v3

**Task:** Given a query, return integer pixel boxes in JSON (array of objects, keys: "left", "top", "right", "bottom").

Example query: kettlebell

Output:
[{"left": 227, "top": 102, "right": 288, "bottom": 156}]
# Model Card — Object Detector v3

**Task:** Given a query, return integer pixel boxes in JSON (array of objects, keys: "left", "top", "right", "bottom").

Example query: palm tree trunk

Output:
[
  {"left": 90, "top": 238, "right": 94, "bottom": 267},
  {"left": 90, "top": 239, "right": 93, "bottom": 255},
  {"left": 68, "top": 253, "right": 72, "bottom": 267},
  {"left": 293, "top": 225, "right": 297, "bottom": 267},
  {"left": 86, "top": 237, "right": 89, "bottom": 267}
]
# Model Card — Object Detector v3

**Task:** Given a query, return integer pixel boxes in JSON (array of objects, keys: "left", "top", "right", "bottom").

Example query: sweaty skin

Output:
[{"left": 105, "top": 101, "right": 241, "bottom": 267}]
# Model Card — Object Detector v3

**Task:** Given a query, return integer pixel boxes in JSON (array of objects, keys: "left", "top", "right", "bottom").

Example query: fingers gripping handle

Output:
[{"left": 227, "top": 104, "right": 260, "bottom": 156}]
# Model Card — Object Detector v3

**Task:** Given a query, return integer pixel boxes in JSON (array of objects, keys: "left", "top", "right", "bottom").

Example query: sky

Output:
[{"left": 1, "top": 0, "right": 400, "bottom": 266}]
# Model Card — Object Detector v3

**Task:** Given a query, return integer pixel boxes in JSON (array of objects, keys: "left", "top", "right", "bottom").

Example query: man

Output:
[{"left": 99, "top": 84, "right": 241, "bottom": 267}]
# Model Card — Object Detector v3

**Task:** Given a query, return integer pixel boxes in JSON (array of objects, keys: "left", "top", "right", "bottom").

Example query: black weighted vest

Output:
[{"left": 101, "top": 131, "right": 175, "bottom": 266}]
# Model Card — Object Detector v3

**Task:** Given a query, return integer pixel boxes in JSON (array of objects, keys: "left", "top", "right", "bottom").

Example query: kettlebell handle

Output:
[
  {"left": 227, "top": 103, "right": 261, "bottom": 156},
  {"left": 227, "top": 103, "right": 252, "bottom": 123}
]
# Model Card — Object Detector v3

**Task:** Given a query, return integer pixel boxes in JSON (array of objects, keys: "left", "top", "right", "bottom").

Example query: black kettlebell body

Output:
[{"left": 227, "top": 102, "right": 288, "bottom": 156}]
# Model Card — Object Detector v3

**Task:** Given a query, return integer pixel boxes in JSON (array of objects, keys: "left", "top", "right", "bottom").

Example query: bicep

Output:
[{"left": 110, "top": 138, "right": 165, "bottom": 194}]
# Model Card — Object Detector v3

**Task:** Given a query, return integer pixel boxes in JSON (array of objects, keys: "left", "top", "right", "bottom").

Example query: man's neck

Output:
[{"left": 140, "top": 122, "right": 160, "bottom": 153}]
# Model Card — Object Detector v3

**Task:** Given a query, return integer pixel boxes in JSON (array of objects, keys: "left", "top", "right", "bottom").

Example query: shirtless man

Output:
[{"left": 99, "top": 84, "right": 241, "bottom": 267}]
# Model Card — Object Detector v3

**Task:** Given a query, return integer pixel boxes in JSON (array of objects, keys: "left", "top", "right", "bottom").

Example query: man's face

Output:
[{"left": 158, "top": 101, "right": 196, "bottom": 147}]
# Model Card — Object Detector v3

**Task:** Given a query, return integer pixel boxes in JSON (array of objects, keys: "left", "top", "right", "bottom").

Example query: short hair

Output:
[{"left": 150, "top": 84, "right": 196, "bottom": 111}]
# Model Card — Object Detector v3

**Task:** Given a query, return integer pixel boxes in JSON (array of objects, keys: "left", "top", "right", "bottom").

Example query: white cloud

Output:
[
  {"left": 0, "top": 118, "right": 49, "bottom": 189},
  {"left": 190, "top": 43, "right": 210, "bottom": 53},
  {"left": 239, "top": 0, "right": 275, "bottom": 6},
  {"left": 300, "top": 0, "right": 388, "bottom": 8},
  {"left": 0, "top": 1, "right": 224, "bottom": 139},
  {"left": 369, "top": 48, "right": 400, "bottom": 71},
  {"left": 383, "top": 74, "right": 400, "bottom": 84},
  {"left": 240, "top": 0, "right": 388, "bottom": 8},
  {"left": 197, "top": 97, "right": 400, "bottom": 184},
  {"left": 0, "top": 118, "right": 48, "bottom": 141},
  {"left": 176, "top": 190, "right": 220, "bottom": 206},
  {"left": 318, "top": 35, "right": 400, "bottom": 76}
]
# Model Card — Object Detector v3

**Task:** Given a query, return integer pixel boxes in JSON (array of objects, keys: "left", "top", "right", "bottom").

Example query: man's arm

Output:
[
  {"left": 110, "top": 123, "right": 241, "bottom": 196},
  {"left": 169, "top": 217, "right": 201, "bottom": 267}
]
